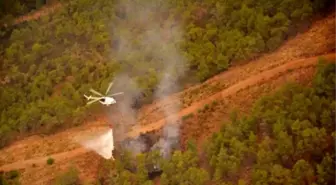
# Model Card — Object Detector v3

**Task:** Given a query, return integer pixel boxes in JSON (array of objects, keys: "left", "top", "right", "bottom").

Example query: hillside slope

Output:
[
  {"left": 136, "top": 11, "right": 335, "bottom": 126},
  {"left": 1, "top": 0, "right": 334, "bottom": 149},
  {"left": 0, "top": 11, "right": 334, "bottom": 184},
  {"left": 1, "top": 53, "right": 334, "bottom": 185}
]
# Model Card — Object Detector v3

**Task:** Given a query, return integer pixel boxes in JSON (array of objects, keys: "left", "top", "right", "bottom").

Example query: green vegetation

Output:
[
  {"left": 182, "top": 113, "right": 194, "bottom": 121},
  {"left": 0, "top": 0, "right": 334, "bottom": 148},
  {"left": 47, "top": 157, "right": 55, "bottom": 165},
  {"left": 0, "top": 170, "right": 20, "bottom": 185},
  {"left": 53, "top": 166, "right": 80, "bottom": 185},
  {"left": 97, "top": 60, "right": 335, "bottom": 185}
]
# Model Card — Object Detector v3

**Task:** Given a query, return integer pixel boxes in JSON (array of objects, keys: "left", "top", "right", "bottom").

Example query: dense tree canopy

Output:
[
  {"left": 95, "top": 60, "right": 335, "bottom": 185},
  {"left": 0, "top": 0, "right": 334, "bottom": 147}
]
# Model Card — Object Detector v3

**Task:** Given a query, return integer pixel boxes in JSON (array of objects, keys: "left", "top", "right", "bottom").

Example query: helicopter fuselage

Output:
[
  {"left": 99, "top": 97, "right": 116, "bottom": 106},
  {"left": 84, "top": 81, "right": 123, "bottom": 106}
]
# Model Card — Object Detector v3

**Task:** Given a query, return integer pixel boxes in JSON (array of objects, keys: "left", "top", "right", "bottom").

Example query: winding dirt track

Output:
[
  {"left": 127, "top": 53, "right": 336, "bottom": 136},
  {"left": 0, "top": 53, "right": 334, "bottom": 172},
  {"left": 14, "top": 2, "right": 62, "bottom": 25},
  {"left": 0, "top": 3, "right": 334, "bottom": 185}
]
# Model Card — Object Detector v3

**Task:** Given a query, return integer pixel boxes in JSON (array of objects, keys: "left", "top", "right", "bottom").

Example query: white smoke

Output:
[
  {"left": 77, "top": 0, "right": 186, "bottom": 160},
  {"left": 151, "top": 123, "right": 180, "bottom": 159},
  {"left": 120, "top": 135, "right": 148, "bottom": 155},
  {"left": 113, "top": 0, "right": 185, "bottom": 159}
]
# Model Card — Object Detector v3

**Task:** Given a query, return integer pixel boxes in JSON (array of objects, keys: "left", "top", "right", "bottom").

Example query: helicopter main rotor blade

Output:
[
  {"left": 87, "top": 98, "right": 100, "bottom": 105},
  {"left": 88, "top": 96, "right": 101, "bottom": 100},
  {"left": 108, "top": 92, "right": 124, "bottom": 97},
  {"left": 105, "top": 81, "right": 114, "bottom": 95},
  {"left": 90, "top": 88, "right": 104, "bottom": 96}
]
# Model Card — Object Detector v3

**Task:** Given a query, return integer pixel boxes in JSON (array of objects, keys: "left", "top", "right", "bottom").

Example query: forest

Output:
[
  {"left": 1, "top": 57, "right": 327, "bottom": 185},
  {"left": 0, "top": 0, "right": 334, "bottom": 148},
  {"left": 1, "top": 60, "right": 334, "bottom": 185},
  {"left": 93, "top": 59, "right": 335, "bottom": 185}
]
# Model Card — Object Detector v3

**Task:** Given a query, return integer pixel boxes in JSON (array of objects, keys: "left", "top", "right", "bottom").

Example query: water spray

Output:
[{"left": 77, "top": 128, "right": 115, "bottom": 160}]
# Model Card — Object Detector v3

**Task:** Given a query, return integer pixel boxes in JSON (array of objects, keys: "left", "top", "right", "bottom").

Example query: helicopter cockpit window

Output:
[{"left": 99, "top": 98, "right": 106, "bottom": 103}]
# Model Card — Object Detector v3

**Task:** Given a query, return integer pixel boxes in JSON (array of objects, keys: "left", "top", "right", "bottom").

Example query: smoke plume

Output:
[
  {"left": 74, "top": 0, "right": 186, "bottom": 161},
  {"left": 75, "top": 0, "right": 187, "bottom": 161},
  {"left": 109, "top": 0, "right": 186, "bottom": 159}
]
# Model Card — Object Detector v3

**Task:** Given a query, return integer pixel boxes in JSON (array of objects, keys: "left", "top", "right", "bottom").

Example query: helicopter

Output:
[{"left": 84, "top": 81, "right": 124, "bottom": 106}]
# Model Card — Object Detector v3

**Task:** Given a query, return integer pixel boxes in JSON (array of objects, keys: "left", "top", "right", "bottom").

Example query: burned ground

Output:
[{"left": 112, "top": 123, "right": 181, "bottom": 178}]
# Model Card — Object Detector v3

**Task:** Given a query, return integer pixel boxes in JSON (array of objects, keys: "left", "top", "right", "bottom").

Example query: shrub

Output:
[
  {"left": 47, "top": 157, "right": 54, "bottom": 165},
  {"left": 53, "top": 166, "right": 80, "bottom": 185}
]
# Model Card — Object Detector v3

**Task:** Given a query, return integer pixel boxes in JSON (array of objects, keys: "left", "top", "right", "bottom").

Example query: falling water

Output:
[{"left": 78, "top": 129, "right": 115, "bottom": 160}]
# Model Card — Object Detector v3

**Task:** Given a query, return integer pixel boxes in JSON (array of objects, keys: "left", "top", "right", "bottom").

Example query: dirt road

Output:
[
  {"left": 0, "top": 10, "right": 334, "bottom": 184},
  {"left": 136, "top": 11, "right": 335, "bottom": 126},
  {"left": 14, "top": 2, "right": 62, "bottom": 25},
  {"left": 0, "top": 148, "right": 89, "bottom": 172},
  {"left": 127, "top": 53, "right": 335, "bottom": 136},
  {"left": 1, "top": 53, "right": 334, "bottom": 173}
]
